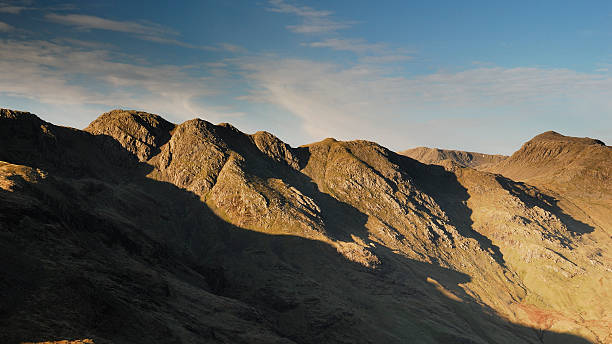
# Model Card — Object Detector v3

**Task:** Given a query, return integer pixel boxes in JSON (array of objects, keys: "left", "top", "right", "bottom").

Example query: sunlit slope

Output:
[
  {"left": 483, "top": 131, "right": 612, "bottom": 235},
  {"left": 400, "top": 146, "right": 507, "bottom": 169},
  {"left": 1, "top": 109, "right": 609, "bottom": 343}
]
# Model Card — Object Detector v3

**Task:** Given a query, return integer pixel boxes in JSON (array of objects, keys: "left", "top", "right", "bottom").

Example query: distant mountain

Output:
[
  {"left": 483, "top": 131, "right": 609, "bottom": 193},
  {"left": 400, "top": 147, "right": 507, "bottom": 169},
  {"left": 483, "top": 131, "right": 612, "bottom": 235},
  {"left": 1, "top": 109, "right": 610, "bottom": 344}
]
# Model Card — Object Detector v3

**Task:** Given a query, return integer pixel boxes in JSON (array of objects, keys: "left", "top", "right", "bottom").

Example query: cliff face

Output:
[{"left": 1, "top": 109, "right": 609, "bottom": 344}]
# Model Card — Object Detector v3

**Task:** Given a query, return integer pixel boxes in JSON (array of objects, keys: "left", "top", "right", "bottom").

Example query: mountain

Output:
[
  {"left": 1, "top": 109, "right": 610, "bottom": 344},
  {"left": 481, "top": 131, "right": 612, "bottom": 235},
  {"left": 400, "top": 147, "right": 507, "bottom": 169}
]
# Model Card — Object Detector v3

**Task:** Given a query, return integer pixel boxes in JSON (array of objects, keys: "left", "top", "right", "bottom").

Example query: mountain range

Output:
[{"left": 1, "top": 108, "right": 610, "bottom": 344}]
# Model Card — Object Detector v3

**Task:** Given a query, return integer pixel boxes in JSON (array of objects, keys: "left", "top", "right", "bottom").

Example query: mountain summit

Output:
[{"left": 1, "top": 109, "right": 610, "bottom": 344}]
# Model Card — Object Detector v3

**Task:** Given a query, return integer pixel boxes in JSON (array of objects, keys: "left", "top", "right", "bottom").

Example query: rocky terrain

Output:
[
  {"left": 482, "top": 131, "right": 612, "bottom": 235},
  {"left": 400, "top": 147, "right": 507, "bottom": 169},
  {"left": 1, "top": 109, "right": 610, "bottom": 343}
]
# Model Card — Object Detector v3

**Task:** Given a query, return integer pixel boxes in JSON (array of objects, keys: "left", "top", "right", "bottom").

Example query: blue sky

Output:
[{"left": 1, "top": 0, "right": 611, "bottom": 154}]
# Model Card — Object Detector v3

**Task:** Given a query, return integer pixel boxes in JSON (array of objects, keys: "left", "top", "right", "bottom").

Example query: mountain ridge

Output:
[
  {"left": 400, "top": 146, "right": 508, "bottom": 169},
  {"left": 1, "top": 108, "right": 610, "bottom": 344}
]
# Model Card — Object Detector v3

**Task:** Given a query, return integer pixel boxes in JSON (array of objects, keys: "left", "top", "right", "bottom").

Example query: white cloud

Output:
[
  {"left": 45, "top": 13, "right": 175, "bottom": 36},
  {"left": 218, "top": 43, "right": 245, "bottom": 53},
  {"left": 305, "top": 38, "right": 412, "bottom": 63},
  {"left": 238, "top": 57, "right": 612, "bottom": 153},
  {"left": 268, "top": 2, "right": 411, "bottom": 69},
  {"left": 0, "top": 20, "right": 12, "bottom": 31},
  {"left": 267, "top": 0, "right": 352, "bottom": 34},
  {"left": 44, "top": 13, "right": 243, "bottom": 52},
  {"left": 0, "top": 0, "right": 32, "bottom": 14},
  {"left": 0, "top": 1, "right": 76, "bottom": 14},
  {"left": 0, "top": 5, "right": 25, "bottom": 13},
  {"left": 0, "top": 39, "right": 242, "bottom": 125},
  {"left": 359, "top": 55, "right": 413, "bottom": 64},
  {"left": 305, "top": 38, "right": 385, "bottom": 53}
]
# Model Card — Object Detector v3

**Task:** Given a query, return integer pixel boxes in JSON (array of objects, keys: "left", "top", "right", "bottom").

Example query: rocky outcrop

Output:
[
  {"left": 251, "top": 131, "right": 301, "bottom": 169},
  {"left": 85, "top": 109, "right": 175, "bottom": 162}
]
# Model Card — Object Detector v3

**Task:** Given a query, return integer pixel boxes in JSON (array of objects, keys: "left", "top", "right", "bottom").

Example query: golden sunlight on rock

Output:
[
  {"left": 21, "top": 340, "right": 94, "bottom": 344},
  {"left": 426, "top": 277, "right": 463, "bottom": 302}
]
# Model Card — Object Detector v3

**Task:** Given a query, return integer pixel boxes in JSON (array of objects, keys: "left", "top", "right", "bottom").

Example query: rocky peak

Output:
[
  {"left": 251, "top": 131, "right": 300, "bottom": 169},
  {"left": 216, "top": 122, "right": 239, "bottom": 130},
  {"left": 0, "top": 109, "right": 59, "bottom": 169},
  {"left": 529, "top": 130, "right": 606, "bottom": 146},
  {"left": 483, "top": 130, "right": 612, "bottom": 209},
  {"left": 1, "top": 108, "right": 40, "bottom": 121},
  {"left": 85, "top": 109, "right": 175, "bottom": 162},
  {"left": 506, "top": 131, "right": 609, "bottom": 166}
]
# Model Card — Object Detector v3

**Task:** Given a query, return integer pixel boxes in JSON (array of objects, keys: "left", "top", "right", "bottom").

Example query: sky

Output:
[{"left": 1, "top": 0, "right": 612, "bottom": 154}]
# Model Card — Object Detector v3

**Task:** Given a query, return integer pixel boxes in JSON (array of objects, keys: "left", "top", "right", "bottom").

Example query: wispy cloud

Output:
[
  {"left": 270, "top": 1, "right": 411, "bottom": 65},
  {"left": 0, "top": 20, "right": 13, "bottom": 31},
  {"left": 238, "top": 57, "right": 612, "bottom": 152},
  {"left": 0, "top": 0, "right": 74, "bottom": 14},
  {"left": 0, "top": 39, "right": 243, "bottom": 125},
  {"left": 359, "top": 55, "right": 412, "bottom": 64},
  {"left": 304, "top": 38, "right": 384, "bottom": 53},
  {"left": 0, "top": 0, "right": 31, "bottom": 14},
  {"left": 218, "top": 43, "right": 245, "bottom": 53},
  {"left": 0, "top": 5, "right": 26, "bottom": 13},
  {"left": 52, "top": 37, "right": 115, "bottom": 49},
  {"left": 46, "top": 13, "right": 175, "bottom": 37},
  {"left": 44, "top": 13, "right": 244, "bottom": 52},
  {"left": 304, "top": 38, "right": 412, "bottom": 63},
  {"left": 266, "top": 0, "right": 352, "bottom": 34}
]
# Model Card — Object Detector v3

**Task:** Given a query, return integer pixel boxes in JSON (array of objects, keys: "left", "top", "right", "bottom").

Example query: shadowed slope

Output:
[
  {"left": 401, "top": 131, "right": 612, "bottom": 341},
  {"left": 0, "top": 109, "right": 606, "bottom": 343},
  {"left": 484, "top": 130, "right": 612, "bottom": 234}
]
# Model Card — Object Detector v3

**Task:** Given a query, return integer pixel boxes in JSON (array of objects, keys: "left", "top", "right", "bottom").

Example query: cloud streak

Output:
[
  {"left": 267, "top": 0, "right": 352, "bottom": 34},
  {"left": 45, "top": 13, "right": 176, "bottom": 37},
  {"left": 238, "top": 57, "right": 612, "bottom": 152},
  {"left": 270, "top": 1, "right": 411, "bottom": 66},
  {"left": 0, "top": 20, "right": 12, "bottom": 31},
  {"left": 0, "top": 5, "right": 26, "bottom": 13},
  {"left": 3, "top": 1, "right": 611, "bottom": 154},
  {"left": 0, "top": 1, "right": 75, "bottom": 14},
  {"left": 45, "top": 13, "right": 243, "bottom": 52},
  {"left": 305, "top": 38, "right": 385, "bottom": 53},
  {"left": 0, "top": 0, "right": 31, "bottom": 14},
  {"left": 0, "top": 39, "right": 243, "bottom": 125}
]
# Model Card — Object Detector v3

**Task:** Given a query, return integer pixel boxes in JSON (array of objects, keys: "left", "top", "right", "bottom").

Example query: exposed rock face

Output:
[
  {"left": 400, "top": 146, "right": 507, "bottom": 169},
  {"left": 1, "top": 109, "right": 610, "bottom": 344},
  {"left": 85, "top": 109, "right": 175, "bottom": 162}
]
